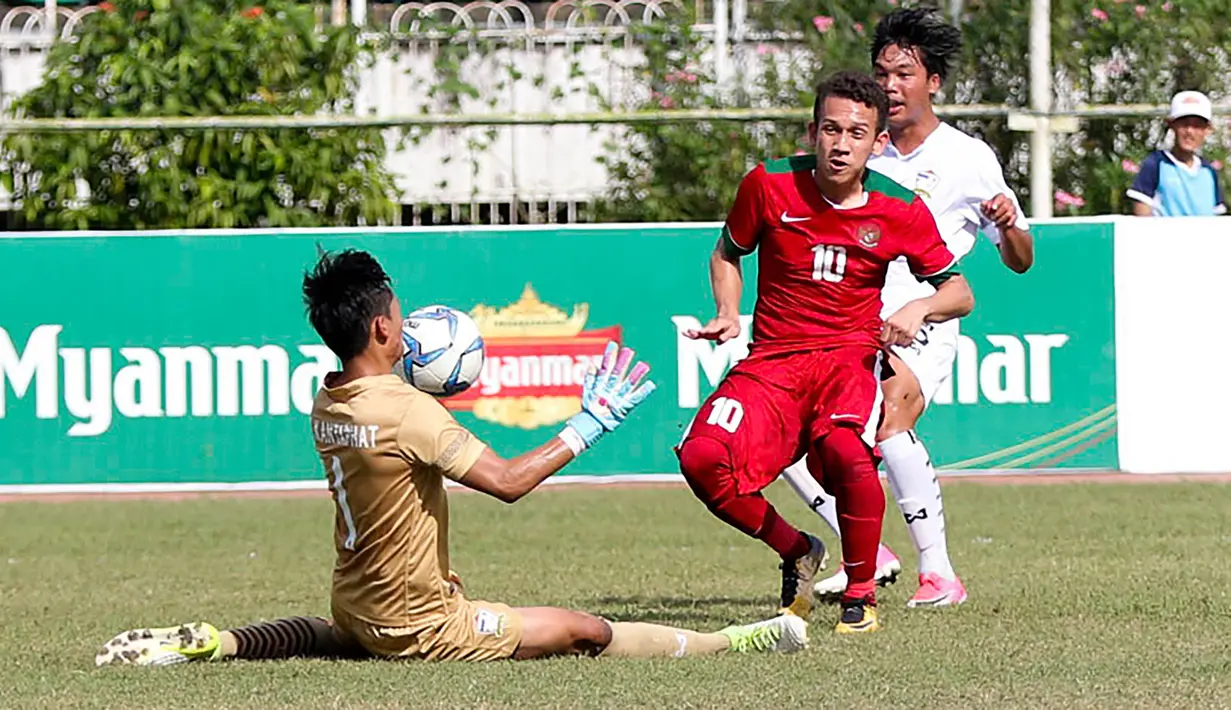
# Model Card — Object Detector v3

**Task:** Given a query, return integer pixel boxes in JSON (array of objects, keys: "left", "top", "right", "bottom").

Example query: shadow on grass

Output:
[{"left": 589, "top": 595, "right": 774, "bottom": 627}]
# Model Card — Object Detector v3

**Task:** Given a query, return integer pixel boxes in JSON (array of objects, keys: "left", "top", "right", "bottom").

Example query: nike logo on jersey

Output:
[{"left": 781, "top": 211, "right": 811, "bottom": 223}]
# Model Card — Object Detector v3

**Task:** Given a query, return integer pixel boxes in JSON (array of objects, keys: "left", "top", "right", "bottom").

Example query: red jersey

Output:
[{"left": 723, "top": 154, "right": 956, "bottom": 355}]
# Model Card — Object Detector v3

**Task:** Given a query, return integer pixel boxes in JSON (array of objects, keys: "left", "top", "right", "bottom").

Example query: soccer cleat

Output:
[
  {"left": 813, "top": 544, "right": 903, "bottom": 604},
  {"left": 95, "top": 622, "right": 222, "bottom": 667},
  {"left": 778, "top": 533, "right": 829, "bottom": 620},
  {"left": 835, "top": 599, "right": 881, "bottom": 635},
  {"left": 720, "top": 614, "right": 809, "bottom": 654},
  {"left": 906, "top": 572, "right": 968, "bottom": 608}
]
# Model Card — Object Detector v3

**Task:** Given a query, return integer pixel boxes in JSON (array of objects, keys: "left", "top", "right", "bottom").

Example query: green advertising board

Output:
[
  {"left": 0, "top": 222, "right": 1115, "bottom": 488},
  {"left": 917, "top": 222, "right": 1117, "bottom": 470}
]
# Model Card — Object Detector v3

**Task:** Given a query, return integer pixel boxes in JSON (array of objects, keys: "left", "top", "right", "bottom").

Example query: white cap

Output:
[{"left": 1169, "top": 90, "right": 1212, "bottom": 122}]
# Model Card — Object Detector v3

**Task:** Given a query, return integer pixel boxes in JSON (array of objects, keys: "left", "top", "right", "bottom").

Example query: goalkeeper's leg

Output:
[
  {"left": 96, "top": 616, "right": 366, "bottom": 666},
  {"left": 513, "top": 607, "right": 808, "bottom": 660}
]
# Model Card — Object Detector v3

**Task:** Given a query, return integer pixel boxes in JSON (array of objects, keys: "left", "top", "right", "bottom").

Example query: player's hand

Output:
[
  {"left": 881, "top": 301, "right": 930, "bottom": 348},
  {"left": 580, "top": 341, "right": 656, "bottom": 430},
  {"left": 563, "top": 341, "right": 657, "bottom": 451},
  {"left": 981, "top": 194, "right": 1018, "bottom": 230},
  {"left": 684, "top": 315, "right": 741, "bottom": 343}
]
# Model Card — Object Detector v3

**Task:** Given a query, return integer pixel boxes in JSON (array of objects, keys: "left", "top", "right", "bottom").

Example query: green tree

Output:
[
  {"left": 597, "top": 0, "right": 1231, "bottom": 220},
  {"left": 3, "top": 0, "right": 398, "bottom": 229},
  {"left": 593, "top": 16, "right": 804, "bottom": 223}
]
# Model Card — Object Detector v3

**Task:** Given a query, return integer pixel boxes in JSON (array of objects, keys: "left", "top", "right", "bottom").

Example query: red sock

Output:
[
  {"left": 817, "top": 428, "right": 885, "bottom": 603},
  {"left": 680, "top": 437, "right": 810, "bottom": 560},
  {"left": 759, "top": 509, "right": 812, "bottom": 559}
]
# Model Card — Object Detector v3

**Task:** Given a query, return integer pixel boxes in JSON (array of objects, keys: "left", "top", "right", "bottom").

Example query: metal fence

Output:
[{"left": 0, "top": 0, "right": 1227, "bottom": 224}]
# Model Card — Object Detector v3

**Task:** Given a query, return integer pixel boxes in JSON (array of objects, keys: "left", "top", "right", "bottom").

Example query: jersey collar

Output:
[
  {"left": 1164, "top": 150, "right": 1204, "bottom": 173},
  {"left": 807, "top": 170, "right": 871, "bottom": 211},
  {"left": 885, "top": 121, "right": 950, "bottom": 160}
]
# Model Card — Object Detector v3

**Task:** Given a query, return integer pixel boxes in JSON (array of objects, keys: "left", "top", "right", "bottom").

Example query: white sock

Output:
[
  {"left": 881, "top": 431, "right": 955, "bottom": 579},
  {"left": 780, "top": 456, "right": 841, "bottom": 538}
]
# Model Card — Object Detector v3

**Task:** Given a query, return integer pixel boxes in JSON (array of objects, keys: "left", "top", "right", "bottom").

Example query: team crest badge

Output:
[
  {"left": 474, "top": 608, "right": 508, "bottom": 637},
  {"left": 914, "top": 170, "right": 939, "bottom": 199},
  {"left": 858, "top": 224, "right": 881, "bottom": 248}
]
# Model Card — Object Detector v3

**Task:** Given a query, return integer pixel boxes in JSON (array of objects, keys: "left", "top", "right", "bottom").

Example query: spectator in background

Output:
[{"left": 1127, "top": 90, "right": 1226, "bottom": 217}]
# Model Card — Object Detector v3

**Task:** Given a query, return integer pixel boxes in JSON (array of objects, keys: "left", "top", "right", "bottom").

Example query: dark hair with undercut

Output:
[
  {"left": 871, "top": 7, "right": 963, "bottom": 84},
  {"left": 811, "top": 70, "right": 891, "bottom": 133},
  {"left": 302, "top": 249, "right": 395, "bottom": 362}
]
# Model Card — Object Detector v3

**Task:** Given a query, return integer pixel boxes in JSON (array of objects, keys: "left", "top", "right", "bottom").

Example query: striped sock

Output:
[{"left": 221, "top": 616, "right": 340, "bottom": 660}]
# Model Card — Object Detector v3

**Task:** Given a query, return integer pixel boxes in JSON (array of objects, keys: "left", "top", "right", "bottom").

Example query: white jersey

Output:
[{"left": 868, "top": 122, "right": 1029, "bottom": 317}]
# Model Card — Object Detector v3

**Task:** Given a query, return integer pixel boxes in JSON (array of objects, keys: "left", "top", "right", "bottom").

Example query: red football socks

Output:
[{"left": 817, "top": 427, "right": 885, "bottom": 603}]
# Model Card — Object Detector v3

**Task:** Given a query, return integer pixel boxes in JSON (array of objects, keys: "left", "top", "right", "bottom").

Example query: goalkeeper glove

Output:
[{"left": 558, "top": 340, "right": 656, "bottom": 455}]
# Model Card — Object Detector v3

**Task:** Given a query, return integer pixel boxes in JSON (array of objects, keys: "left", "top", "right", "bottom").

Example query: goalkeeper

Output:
[{"left": 96, "top": 249, "right": 806, "bottom": 666}]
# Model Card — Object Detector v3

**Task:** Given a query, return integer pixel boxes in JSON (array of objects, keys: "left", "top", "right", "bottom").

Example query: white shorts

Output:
[{"left": 888, "top": 318, "right": 958, "bottom": 409}]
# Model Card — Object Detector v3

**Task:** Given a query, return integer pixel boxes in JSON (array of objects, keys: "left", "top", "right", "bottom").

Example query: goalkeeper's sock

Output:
[
  {"left": 221, "top": 616, "right": 341, "bottom": 660},
  {"left": 599, "top": 622, "right": 731, "bottom": 658}
]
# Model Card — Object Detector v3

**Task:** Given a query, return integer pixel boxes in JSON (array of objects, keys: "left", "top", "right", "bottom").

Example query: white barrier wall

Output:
[{"left": 1114, "top": 216, "right": 1231, "bottom": 473}]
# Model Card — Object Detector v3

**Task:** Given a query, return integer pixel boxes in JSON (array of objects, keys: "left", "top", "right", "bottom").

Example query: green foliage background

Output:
[
  {"left": 2, "top": 0, "right": 1228, "bottom": 227},
  {"left": 598, "top": 0, "right": 1231, "bottom": 221},
  {"left": 2, "top": 0, "right": 398, "bottom": 229}
]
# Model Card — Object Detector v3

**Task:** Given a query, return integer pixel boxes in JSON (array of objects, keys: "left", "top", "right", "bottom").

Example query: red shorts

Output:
[{"left": 677, "top": 347, "right": 884, "bottom": 495}]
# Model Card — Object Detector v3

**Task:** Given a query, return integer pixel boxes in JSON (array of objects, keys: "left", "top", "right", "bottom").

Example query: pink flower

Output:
[
  {"left": 1213, "top": 160, "right": 1225, "bottom": 170},
  {"left": 813, "top": 15, "right": 834, "bottom": 33},
  {"left": 853, "top": 22, "right": 865, "bottom": 34},
  {"left": 1162, "top": 1, "right": 1172, "bottom": 10},
  {"left": 656, "top": 93, "right": 675, "bottom": 109},
  {"left": 1134, "top": 4, "right": 1146, "bottom": 17},
  {"left": 1106, "top": 58, "right": 1127, "bottom": 77},
  {"left": 888, "top": 0, "right": 898, "bottom": 4},
  {"left": 755, "top": 43, "right": 780, "bottom": 55},
  {"left": 1091, "top": 8, "right": 1109, "bottom": 21},
  {"left": 1054, "top": 190, "right": 1086, "bottom": 208},
  {"left": 1121, "top": 158, "right": 1139, "bottom": 174}
]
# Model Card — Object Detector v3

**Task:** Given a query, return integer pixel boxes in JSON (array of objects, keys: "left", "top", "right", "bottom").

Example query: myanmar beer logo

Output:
[{"left": 445, "top": 284, "right": 621, "bottom": 429}]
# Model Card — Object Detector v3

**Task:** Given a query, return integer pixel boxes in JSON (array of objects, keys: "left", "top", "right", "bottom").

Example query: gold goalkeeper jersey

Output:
[{"left": 310, "top": 373, "right": 487, "bottom": 628}]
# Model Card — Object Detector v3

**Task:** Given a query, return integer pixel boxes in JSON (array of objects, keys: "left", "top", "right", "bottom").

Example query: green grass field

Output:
[{"left": 3, "top": 480, "right": 1231, "bottom": 709}]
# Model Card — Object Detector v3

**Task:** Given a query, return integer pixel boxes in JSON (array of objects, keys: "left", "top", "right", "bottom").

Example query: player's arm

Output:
[
  {"left": 1126, "top": 152, "right": 1161, "bottom": 217},
  {"left": 883, "top": 200, "right": 975, "bottom": 347},
  {"left": 908, "top": 272, "right": 974, "bottom": 323},
  {"left": 457, "top": 440, "right": 574, "bottom": 504},
  {"left": 683, "top": 236, "right": 744, "bottom": 343},
  {"left": 994, "top": 222, "right": 1033, "bottom": 274},
  {"left": 1212, "top": 165, "right": 1227, "bottom": 216},
  {"left": 449, "top": 342, "right": 655, "bottom": 504},
  {"left": 684, "top": 166, "right": 766, "bottom": 343},
  {"left": 882, "top": 272, "right": 974, "bottom": 348},
  {"left": 975, "top": 152, "right": 1034, "bottom": 273}
]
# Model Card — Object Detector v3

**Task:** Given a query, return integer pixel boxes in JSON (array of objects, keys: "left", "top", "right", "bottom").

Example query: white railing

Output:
[{"left": 0, "top": 0, "right": 1222, "bottom": 223}]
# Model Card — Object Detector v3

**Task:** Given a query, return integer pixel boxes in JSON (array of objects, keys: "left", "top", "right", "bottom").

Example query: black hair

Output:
[
  {"left": 812, "top": 70, "right": 891, "bottom": 133},
  {"left": 302, "top": 249, "right": 395, "bottom": 362},
  {"left": 871, "top": 7, "right": 963, "bottom": 84}
]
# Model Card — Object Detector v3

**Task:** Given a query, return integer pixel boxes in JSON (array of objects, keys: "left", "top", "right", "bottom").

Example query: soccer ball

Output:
[{"left": 397, "top": 305, "right": 485, "bottom": 397}]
